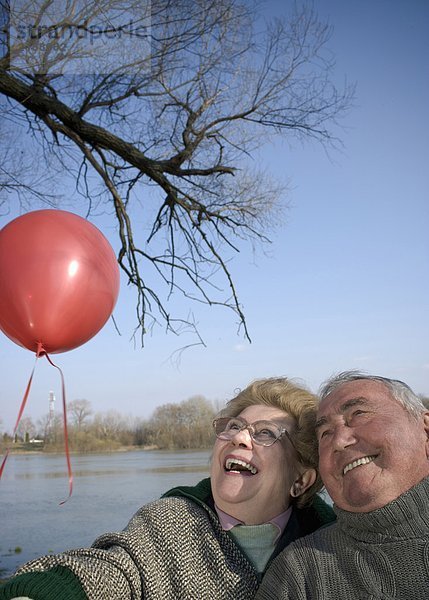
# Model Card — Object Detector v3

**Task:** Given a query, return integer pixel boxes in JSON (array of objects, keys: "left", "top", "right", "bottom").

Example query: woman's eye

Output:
[
  {"left": 259, "top": 428, "right": 275, "bottom": 438},
  {"left": 227, "top": 422, "right": 241, "bottom": 431}
]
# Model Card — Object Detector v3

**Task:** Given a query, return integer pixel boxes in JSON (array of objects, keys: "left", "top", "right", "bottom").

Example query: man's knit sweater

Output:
[
  {"left": 0, "top": 478, "right": 334, "bottom": 600},
  {"left": 256, "top": 475, "right": 429, "bottom": 600}
]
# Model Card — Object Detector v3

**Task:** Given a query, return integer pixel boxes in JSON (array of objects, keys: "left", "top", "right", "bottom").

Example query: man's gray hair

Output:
[{"left": 319, "top": 370, "right": 426, "bottom": 420}]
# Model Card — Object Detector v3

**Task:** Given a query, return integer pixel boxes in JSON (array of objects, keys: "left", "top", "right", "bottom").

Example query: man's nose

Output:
[{"left": 331, "top": 424, "right": 357, "bottom": 451}]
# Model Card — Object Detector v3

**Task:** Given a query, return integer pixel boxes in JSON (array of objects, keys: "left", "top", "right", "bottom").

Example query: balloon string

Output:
[
  {"left": 0, "top": 344, "right": 73, "bottom": 505},
  {"left": 43, "top": 352, "right": 73, "bottom": 505},
  {"left": 0, "top": 356, "right": 38, "bottom": 480}
]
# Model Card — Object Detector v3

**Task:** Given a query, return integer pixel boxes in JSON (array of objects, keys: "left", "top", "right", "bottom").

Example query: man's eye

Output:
[{"left": 318, "top": 429, "right": 331, "bottom": 440}]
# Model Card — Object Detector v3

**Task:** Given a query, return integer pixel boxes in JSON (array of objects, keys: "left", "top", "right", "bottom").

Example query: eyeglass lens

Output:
[{"left": 214, "top": 417, "right": 282, "bottom": 446}]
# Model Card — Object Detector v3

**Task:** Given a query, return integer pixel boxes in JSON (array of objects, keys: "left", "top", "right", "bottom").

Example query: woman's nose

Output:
[{"left": 230, "top": 426, "right": 253, "bottom": 447}]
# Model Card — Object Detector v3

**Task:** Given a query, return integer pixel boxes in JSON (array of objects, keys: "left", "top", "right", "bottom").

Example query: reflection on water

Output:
[
  {"left": 11, "top": 464, "right": 211, "bottom": 479},
  {"left": 0, "top": 449, "right": 211, "bottom": 578},
  {"left": 142, "top": 465, "right": 210, "bottom": 474}
]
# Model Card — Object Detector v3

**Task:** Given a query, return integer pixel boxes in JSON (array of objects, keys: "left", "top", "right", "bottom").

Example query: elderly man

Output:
[{"left": 256, "top": 370, "right": 429, "bottom": 600}]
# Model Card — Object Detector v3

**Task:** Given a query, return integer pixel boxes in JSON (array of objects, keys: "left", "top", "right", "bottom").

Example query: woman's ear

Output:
[{"left": 290, "top": 468, "right": 317, "bottom": 498}]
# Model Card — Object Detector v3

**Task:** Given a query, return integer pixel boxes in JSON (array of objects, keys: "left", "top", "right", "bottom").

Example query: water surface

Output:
[{"left": 0, "top": 449, "right": 211, "bottom": 578}]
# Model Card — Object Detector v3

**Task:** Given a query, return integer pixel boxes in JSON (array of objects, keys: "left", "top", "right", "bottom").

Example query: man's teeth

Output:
[
  {"left": 343, "top": 456, "right": 376, "bottom": 475},
  {"left": 225, "top": 458, "right": 257, "bottom": 475}
]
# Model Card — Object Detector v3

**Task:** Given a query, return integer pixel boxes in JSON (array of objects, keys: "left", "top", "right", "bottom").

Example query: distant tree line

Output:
[
  {"left": 3, "top": 393, "right": 428, "bottom": 454},
  {"left": 0, "top": 396, "right": 218, "bottom": 453}
]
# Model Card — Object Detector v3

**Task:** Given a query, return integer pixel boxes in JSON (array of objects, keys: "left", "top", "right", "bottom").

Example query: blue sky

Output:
[{"left": 1, "top": 0, "right": 428, "bottom": 432}]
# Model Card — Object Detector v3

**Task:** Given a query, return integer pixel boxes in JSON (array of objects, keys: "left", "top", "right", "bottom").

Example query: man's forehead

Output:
[
  {"left": 317, "top": 397, "right": 366, "bottom": 418},
  {"left": 317, "top": 380, "right": 388, "bottom": 418}
]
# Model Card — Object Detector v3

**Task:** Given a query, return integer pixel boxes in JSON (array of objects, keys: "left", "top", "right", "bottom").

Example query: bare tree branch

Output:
[{"left": 0, "top": 0, "right": 354, "bottom": 345}]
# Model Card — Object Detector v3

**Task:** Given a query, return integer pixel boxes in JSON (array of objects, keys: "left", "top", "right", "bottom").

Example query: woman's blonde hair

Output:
[{"left": 218, "top": 377, "right": 322, "bottom": 507}]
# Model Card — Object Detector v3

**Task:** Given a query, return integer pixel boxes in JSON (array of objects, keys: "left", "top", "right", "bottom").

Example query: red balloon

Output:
[{"left": 0, "top": 210, "right": 120, "bottom": 354}]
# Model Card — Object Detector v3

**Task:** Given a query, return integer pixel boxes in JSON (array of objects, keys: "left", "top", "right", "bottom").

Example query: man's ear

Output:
[
  {"left": 423, "top": 412, "right": 429, "bottom": 459},
  {"left": 290, "top": 468, "right": 317, "bottom": 498}
]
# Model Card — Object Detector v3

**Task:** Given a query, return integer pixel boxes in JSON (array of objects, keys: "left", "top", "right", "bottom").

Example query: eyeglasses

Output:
[{"left": 212, "top": 416, "right": 296, "bottom": 448}]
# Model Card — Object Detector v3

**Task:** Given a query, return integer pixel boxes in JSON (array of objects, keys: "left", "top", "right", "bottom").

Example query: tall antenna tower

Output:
[{"left": 49, "top": 391, "right": 55, "bottom": 421}]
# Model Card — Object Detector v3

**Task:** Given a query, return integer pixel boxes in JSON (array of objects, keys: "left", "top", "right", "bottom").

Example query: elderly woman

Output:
[{"left": 0, "top": 378, "right": 334, "bottom": 600}]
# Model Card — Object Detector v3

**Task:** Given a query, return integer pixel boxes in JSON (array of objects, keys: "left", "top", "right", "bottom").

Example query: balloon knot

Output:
[{"left": 36, "top": 341, "right": 47, "bottom": 358}]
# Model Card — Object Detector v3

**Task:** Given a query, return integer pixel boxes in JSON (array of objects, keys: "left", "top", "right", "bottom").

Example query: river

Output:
[{"left": 0, "top": 449, "right": 211, "bottom": 578}]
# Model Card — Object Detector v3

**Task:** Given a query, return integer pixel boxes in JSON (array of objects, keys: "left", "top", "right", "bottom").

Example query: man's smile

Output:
[{"left": 343, "top": 455, "right": 377, "bottom": 476}]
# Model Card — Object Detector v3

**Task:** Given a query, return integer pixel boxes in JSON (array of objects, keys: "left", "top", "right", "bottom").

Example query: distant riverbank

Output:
[
  {"left": 1, "top": 443, "right": 213, "bottom": 458},
  {"left": 1, "top": 444, "right": 160, "bottom": 456}
]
